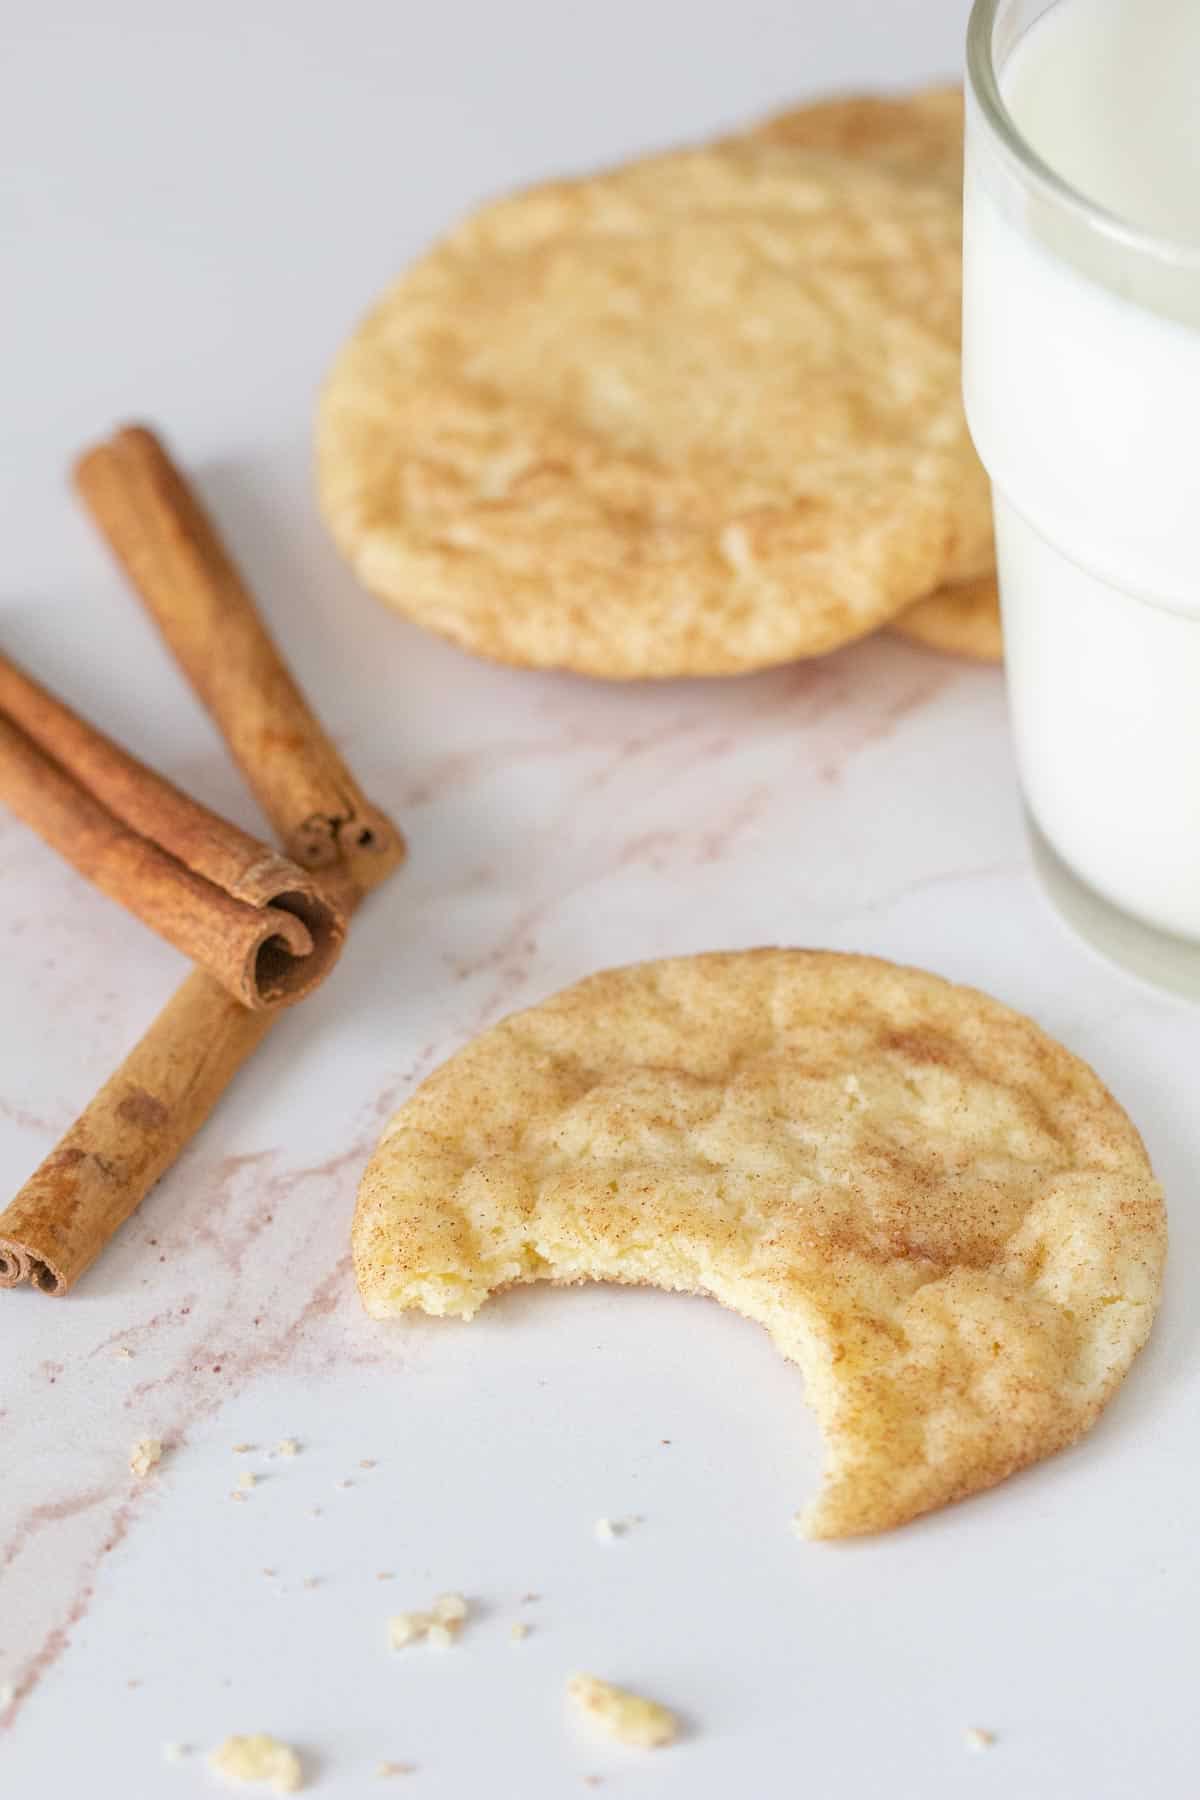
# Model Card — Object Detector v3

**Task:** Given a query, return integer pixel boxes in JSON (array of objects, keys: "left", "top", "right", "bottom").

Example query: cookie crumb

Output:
[
  {"left": 275, "top": 1439, "right": 300, "bottom": 1458},
  {"left": 377, "top": 1763, "right": 416, "bottom": 1779},
  {"left": 238, "top": 1471, "right": 258, "bottom": 1490},
  {"left": 230, "top": 1490, "right": 248, "bottom": 1503},
  {"left": 389, "top": 1595, "right": 468, "bottom": 1650},
  {"left": 510, "top": 1622, "right": 530, "bottom": 1643},
  {"left": 127, "top": 1678, "right": 142, "bottom": 1690},
  {"left": 115, "top": 1346, "right": 134, "bottom": 1360},
  {"left": 308, "top": 1507, "right": 322, "bottom": 1519},
  {"left": 388, "top": 1612, "right": 431, "bottom": 1650},
  {"left": 208, "top": 1733, "right": 303, "bottom": 1792},
  {"left": 233, "top": 1443, "right": 255, "bottom": 1455},
  {"left": 335, "top": 1479, "right": 354, "bottom": 1491},
  {"left": 302, "top": 1577, "right": 320, "bottom": 1591},
  {"left": 360, "top": 1459, "right": 377, "bottom": 1470},
  {"left": 130, "top": 1438, "right": 163, "bottom": 1478},
  {"left": 567, "top": 1674, "right": 679, "bottom": 1749},
  {"left": 521, "top": 1593, "right": 541, "bottom": 1605},
  {"left": 262, "top": 1568, "right": 277, "bottom": 1579},
  {"left": 595, "top": 1515, "right": 640, "bottom": 1541},
  {"left": 376, "top": 1572, "right": 394, "bottom": 1582},
  {"left": 964, "top": 1727, "right": 995, "bottom": 1752}
]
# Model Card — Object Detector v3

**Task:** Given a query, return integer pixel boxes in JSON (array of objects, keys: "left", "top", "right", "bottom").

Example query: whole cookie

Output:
[
  {"left": 892, "top": 574, "right": 1003, "bottom": 662},
  {"left": 317, "top": 100, "right": 992, "bottom": 677},
  {"left": 355, "top": 950, "right": 1164, "bottom": 1537}
]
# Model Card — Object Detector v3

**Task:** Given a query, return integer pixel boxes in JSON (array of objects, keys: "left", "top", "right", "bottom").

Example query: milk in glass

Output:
[{"left": 964, "top": 0, "right": 1200, "bottom": 943}]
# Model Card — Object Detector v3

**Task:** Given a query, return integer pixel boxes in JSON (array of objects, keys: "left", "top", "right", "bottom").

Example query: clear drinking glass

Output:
[{"left": 964, "top": 0, "right": 1200, "bottom": 997}]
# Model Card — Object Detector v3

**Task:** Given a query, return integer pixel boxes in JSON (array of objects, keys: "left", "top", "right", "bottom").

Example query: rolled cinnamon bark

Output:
[
  {"left": 0, "top": 650, "right": 342, "bottom": 915},
  {"left": 0, "top": 972, "right": 274, "bottom": 1294},
  {"left": 0, "top": 843, "right": 388, "bottom": 1296},
  {"left": 0, "top": 653, "right": 345, "bottom": 1009},
  {"left": 0, "top": 426, "right": 404, "bottom": 1295},
  {"left": 74, "top": 425, "right": 404, "bottom": 892}
]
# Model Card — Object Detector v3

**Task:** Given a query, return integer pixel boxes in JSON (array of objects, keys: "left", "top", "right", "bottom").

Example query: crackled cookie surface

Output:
[{"left": 355, "top": 951, "right": 1163, "bottom": 1536}]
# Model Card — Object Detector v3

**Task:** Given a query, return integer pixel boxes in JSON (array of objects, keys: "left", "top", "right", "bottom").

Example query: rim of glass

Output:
[{"left": 966, "top": 0, "right": 1200, "bottom": 268}]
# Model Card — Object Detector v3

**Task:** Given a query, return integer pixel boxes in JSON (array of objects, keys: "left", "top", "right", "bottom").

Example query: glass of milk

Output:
[{"left": 964, "top": 0, "right": 1200, "bottom": 997}]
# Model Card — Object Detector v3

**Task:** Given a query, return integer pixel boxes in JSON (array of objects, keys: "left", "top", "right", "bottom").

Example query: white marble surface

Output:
[{"left": 2, "top": 2, "right": 1197, "bottom": 1795}]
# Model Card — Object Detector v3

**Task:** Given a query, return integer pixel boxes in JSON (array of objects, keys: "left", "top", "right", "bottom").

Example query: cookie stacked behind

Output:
[
  {"left": 740, "top": 91, "right": 1002, "bottom": 662},
  {"left": 890, "top": 574, "right": 1002, "bottom": 663},
  {"left": 317, "top": 89, "right": 1000, "bottom": 675}
]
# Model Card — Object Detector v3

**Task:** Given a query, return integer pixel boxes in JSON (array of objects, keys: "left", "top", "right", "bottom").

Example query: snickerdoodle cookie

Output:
[
  {"left": 892, "top": 573, "right": 1003, "bottom": 661},
  {"left": 317, "top": 91, "right": 991, "bottom": 676},
  {"left": 355, "top": 950, "right": 1163, "bottom": 1536}
]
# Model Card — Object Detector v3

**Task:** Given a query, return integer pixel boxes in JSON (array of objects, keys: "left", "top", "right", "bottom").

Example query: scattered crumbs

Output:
[
  {"left": 163, "top": 1742, "right": 191, "bottom": 1763},
  {"left": 130, "top": 1438, "right": 164, "bottom": 1478},
  {"left": 510, "top": 1623, "right": 530, "bottom": 1643},
  {"left": 377, "top": 1763, "right": 417, "bottom": 1780},
  {"left": 964, "top": 1727, "right": 995, "bottom": 1753},
  {"left": 302, "top": 1577, "right": 321, "bottom": 1591},
  {"left": 115, "top": 1346, "right": 134, "bottom": 1360},
  {"left": 389, "top": 1595, "right": 469, "bottom": 1651},
  {"left": 0, "top": 1683, "right": 15, "bottom": 1707},
  {"left": 567, "top": 1674, "right": 679, "bottom": 1749},
  {"left": 376, "top": 1572, "right": 394, "bottom": 1582},
  {"left": 275, "top": 1439, "right": 300, "bottom": 1458},
  {"left": 208, "top": 1733, "right": 303, "bottom": 1792},
  {"left": 238, "top": 1471, "right": 258, "bottom": 1490},
  {"left": 232, "top": 1444, "right": 255, "bottom": 1455},
  {"left": 359, "top": 1459, "right": 377, "bottom": 1470}
]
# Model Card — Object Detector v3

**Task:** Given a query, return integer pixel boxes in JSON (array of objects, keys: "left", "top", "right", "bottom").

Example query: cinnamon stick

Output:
[
  {"left": 74, "top": 425, "right": 403, "bottom": 891},
  {"left": 0, "top": 653, "right": 344, "bottom": 1011},
  {"left": 0, "top": 426, "right": 403, "bottom": 1295},
  {"left": 0, "top": 974, "right": 275, "bottom": 1294}
]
